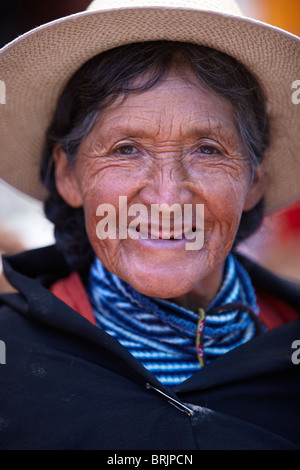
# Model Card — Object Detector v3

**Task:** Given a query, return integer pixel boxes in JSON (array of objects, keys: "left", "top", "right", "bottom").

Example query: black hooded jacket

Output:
[{"left": 0, "top": 245, "right": 299, "bottom": 450}]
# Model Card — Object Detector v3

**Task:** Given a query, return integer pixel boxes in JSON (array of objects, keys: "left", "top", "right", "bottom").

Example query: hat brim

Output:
[{"left": 0, "top": 6, "right": 299, "bottom": 214}]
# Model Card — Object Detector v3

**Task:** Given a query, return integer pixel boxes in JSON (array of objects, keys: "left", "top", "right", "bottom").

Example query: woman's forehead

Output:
[{"left": 88, "top": 71, "right": 236, "bottom": 137}]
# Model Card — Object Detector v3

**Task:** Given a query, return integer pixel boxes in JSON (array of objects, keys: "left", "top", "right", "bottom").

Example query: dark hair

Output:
[{"left": 41, "top": 41, "right": 269, "bottom": 277}]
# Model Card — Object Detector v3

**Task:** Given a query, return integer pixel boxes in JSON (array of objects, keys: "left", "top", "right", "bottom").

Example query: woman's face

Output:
[{"left": 55, "top": 66, "right": 264, "bottom": 308}]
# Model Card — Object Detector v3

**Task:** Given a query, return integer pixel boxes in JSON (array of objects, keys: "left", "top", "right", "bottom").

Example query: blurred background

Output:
[{"left": 0, "top": 0, "right": 300, "bottom": 284}]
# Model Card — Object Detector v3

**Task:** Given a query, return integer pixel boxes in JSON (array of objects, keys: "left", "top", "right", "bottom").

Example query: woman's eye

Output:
[
  {"left": 197, "top": 145, "right": 221, "bottom": 155},
  {"left": 115, "top": 145, "right": 138, "bottom": 156}
]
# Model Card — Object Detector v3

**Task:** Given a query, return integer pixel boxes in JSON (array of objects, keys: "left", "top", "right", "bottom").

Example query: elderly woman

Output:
[{"left": 0, "top": 0, "right": 299, "bottom": 450}]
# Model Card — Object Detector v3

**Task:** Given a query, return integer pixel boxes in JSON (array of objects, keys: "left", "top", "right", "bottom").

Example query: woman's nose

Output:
[{"left": 138, "top": 161, "right": 194, "bottom": 206}]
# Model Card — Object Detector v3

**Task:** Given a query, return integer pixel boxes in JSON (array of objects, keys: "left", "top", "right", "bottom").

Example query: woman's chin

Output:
[
  {"left": 116, "top": 261, "right": 205, "bottom": 300},
  {"left": 127, "top": 279, "right": 193, "bottom": 300},
  {"left": 94, "top": 237, "right": 225, "bottom": 304}
]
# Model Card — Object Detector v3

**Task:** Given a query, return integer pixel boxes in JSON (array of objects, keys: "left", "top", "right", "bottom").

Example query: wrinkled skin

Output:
[{"left": 54, "top": 66, "right": 265, "bottom": 310}]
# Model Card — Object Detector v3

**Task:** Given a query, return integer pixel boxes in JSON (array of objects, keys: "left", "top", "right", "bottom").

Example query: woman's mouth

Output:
[{"left": 126, "top": 223, "right": 204, "bottom": 251}]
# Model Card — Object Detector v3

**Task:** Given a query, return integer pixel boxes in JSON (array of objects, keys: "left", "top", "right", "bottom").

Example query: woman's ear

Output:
[
  {"left": 243, "top": 153, "right": 267, "bottom": 212},
  {"left": 53, "top": 143, "right": 83, "bottom": 208}
]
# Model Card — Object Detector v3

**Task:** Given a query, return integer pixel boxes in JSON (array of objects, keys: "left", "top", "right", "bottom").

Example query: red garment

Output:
[
  {"left": 50, "top": 271, "right": 299, "bottom": 330},
  {"left": 50, "top": 271, "right": 97, "bottom": 326},
  {"left": 256, "top": 289, "right": 299, "bottom": 329},
  {"left": 277, "top": 201, "right": 300, "bottom": 238}
]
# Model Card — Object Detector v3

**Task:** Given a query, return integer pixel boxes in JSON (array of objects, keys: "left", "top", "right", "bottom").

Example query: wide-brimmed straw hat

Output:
[{"left": 0, "top": 0, "right": 299, "bottom": 213}]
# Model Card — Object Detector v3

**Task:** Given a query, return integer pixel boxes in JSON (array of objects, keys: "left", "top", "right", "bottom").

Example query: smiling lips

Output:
[{"left": 126, "top": 218, "right": 205, "bottom": 250}]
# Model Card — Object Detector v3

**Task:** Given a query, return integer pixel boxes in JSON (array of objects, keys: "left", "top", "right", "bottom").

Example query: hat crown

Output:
[{"left": 87, "top": 0, "right": 243, "bottom": 16}]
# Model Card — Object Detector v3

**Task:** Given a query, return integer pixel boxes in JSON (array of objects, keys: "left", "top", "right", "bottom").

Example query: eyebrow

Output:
[{"left": 189, "top": 122, "right": 241, "bottom": 145}]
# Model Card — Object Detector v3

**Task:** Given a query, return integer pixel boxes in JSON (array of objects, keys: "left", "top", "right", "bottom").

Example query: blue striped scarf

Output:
[{"left": 87, "top": 254, "right": 265, "bottom": 387}]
